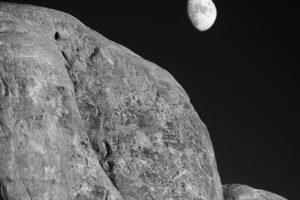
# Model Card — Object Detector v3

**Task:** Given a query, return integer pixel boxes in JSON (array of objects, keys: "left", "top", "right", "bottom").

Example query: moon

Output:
[{"left": 187, "top": 0, "right": 217, "bottom": 31}]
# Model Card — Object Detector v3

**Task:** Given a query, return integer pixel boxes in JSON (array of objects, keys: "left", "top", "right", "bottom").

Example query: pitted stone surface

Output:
[{"left": 0, "top": 2, "right": 223, "bottom": 200}]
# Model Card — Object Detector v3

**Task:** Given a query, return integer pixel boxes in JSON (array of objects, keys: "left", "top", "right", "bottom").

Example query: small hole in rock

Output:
[
  {"left": 107, "top": 160, "right": 115, "bottom": 173},
  {"left": 80, "top": 141, "right": 88, "bottom": 148},
  {"left": 89, "top": 47, "right": 99, "bottom": 60},
  {"left": 54, "top": 32, "right": 60, "bottom": 40}
]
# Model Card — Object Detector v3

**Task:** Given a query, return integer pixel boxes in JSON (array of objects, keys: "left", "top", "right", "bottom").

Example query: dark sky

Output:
[{"left": 3, "top": 0, "right": 298, "bottom": 199}]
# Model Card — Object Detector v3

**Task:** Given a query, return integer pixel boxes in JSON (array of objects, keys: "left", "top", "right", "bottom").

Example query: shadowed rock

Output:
[
  {"left": 0, "top": 2, "right": 222, "bottom": 200},
  {"left": 223, "top": 184, "right": 287, "bottom": 200}
]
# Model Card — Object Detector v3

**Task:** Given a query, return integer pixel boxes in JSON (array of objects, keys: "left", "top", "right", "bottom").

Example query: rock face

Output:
[
  {"left": 0, "top": 3, "right": 223, "bottom": 200},
  {"left": 223, "top": 184, "right": 287, "bottom": 200}
]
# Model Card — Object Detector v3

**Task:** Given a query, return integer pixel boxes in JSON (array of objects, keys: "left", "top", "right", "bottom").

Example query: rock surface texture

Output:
[
  {"left": 0, "top": 3, "right": 223, "bottom": 200},
  {"left": 223, "top": 184, "right": 287, "bottom": 200}
]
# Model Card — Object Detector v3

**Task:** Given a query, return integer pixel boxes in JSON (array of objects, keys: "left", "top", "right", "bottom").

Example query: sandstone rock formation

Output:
[
  {"left": 0, "top": 3, "right": 223, "bottom": 200},
  {"left": 223, "top": 184, "right": 287, "bottom": 200}
]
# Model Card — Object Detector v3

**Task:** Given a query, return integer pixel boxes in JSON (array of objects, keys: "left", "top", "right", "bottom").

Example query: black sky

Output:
[{"left": 2, "top": 0, "right": 298, "bottom": 199}]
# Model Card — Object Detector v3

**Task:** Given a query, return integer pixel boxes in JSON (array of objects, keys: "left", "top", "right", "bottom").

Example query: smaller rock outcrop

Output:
[{"left": 223, "top": 184, "right": 287, "bottom": 200}]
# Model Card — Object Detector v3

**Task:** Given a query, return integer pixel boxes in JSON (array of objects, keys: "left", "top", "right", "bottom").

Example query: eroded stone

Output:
[
  {"left": 0, "top": 2, "right": 222, "bottom": 200},
  {"left": 223, "top": 184, "right": 287, "bottom": 200}
]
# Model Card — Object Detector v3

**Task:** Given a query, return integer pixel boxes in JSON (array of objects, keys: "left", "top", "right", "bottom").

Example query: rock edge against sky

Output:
[{"left": 0, "top": 2, "right": 287, "bottom": 200}]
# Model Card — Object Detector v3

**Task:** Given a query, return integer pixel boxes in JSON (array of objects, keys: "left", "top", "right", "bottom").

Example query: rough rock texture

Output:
[
  {"left": 0, "top": 3, "right": 223, "bottom": 200},
  {"left": 223, "top": 184, "right": 287, "bottom": 200}
]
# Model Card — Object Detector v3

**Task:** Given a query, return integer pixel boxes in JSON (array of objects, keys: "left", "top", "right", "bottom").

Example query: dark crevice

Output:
[
  {"left": 80, "top": 141, "right": 88, "bottom": 149},
  {"left": 60, "top": 50, "right": 79, "bottom": 93},
  {"left": 0, "top": 75, "right": 10, "bottom": 98},
  {"left": 107, "top": 161, "right": 114, "bottom": 173},
  {"left": 54, "top": 32, "right": 60, "bottom": 40},
  {"left": 91, "top": 138, "right": 100, "bottom": 154},
  {"left": 89, "top": 47, "right": 99, "bottom": 60},
  {"left": 101, "top": 140, "right": 116, "bottom": 187},
  {"left": 68, "top": 73, "right": 78, "bottom": 92},
  {"left": 106, "top": 160, "right": 116, "bottom": 187},
  {"left": 103, "top": 140, "right": 112, "bottom": 159},
  {"left": 61, "top": 51, "right": 68, "bottom": 63},
  {"left": 96, "top": 105, "right": 103, "bottom": 118},
  {"left": 155, "top": 92, "right": 160, "bottom": 102},
  {"left": 108, "top": 169, "right": 117, "bottom": 187}
]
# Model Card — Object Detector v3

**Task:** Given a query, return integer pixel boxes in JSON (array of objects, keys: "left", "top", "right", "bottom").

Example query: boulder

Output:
[
  {"left": 223, "top": 184, "right": 287, "bottom": 200},
  {"left": 0, "top": 3, "right": 222, "bottom": 200}
]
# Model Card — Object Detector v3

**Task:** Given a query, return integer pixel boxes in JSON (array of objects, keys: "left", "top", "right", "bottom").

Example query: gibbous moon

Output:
[{"left": 187, "top": 0, "right": 217, "bottom": 31}]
